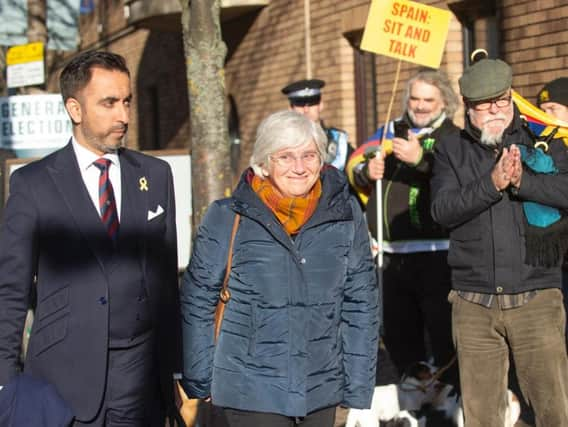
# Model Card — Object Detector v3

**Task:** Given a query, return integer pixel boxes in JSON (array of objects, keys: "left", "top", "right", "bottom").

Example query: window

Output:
[
  {"left": 354, "top": 47, "right": 378, "bottom": 145},
  {"left": 342, "top": 4, "right": 379, "bottom": 146},
  {"left": 449, "top": 0, "right": 500, "bottom": 67},
  {"left": 227, "top": 95, "right": 241, "bottom": 176}
]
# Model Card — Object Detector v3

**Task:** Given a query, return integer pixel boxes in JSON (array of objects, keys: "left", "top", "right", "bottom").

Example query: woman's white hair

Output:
[{"left": 250, "top": 110, "right": 328, "bottom": 177}]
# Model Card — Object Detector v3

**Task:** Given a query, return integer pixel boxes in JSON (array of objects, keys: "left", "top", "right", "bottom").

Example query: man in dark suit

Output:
[{"left": 0, "top": 51, "right": 181, "bottom": 426}]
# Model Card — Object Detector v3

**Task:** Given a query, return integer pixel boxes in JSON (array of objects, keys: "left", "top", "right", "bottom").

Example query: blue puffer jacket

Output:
[{"left": 180, "top": 167, "right": 379, "bottom": 416}]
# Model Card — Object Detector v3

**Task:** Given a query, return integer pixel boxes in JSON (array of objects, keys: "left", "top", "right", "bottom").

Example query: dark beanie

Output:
[{"left": 537, "top": 78, "right": 568, "bottom": 107}]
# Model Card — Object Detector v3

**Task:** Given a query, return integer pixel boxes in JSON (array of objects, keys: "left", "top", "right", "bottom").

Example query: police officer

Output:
[{"left": 282, "top": 79, "right": 352, "bottom": 171}]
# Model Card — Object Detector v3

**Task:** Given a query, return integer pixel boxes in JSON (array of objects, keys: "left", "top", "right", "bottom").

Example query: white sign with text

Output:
[
  {"left": 7, "top": 61, "right": 45, "bottom": 88},
  {"left": 0, "top": 94, "right": 71, "bottom": 150}
]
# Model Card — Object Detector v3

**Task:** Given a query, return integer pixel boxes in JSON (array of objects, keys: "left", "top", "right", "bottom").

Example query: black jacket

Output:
[
  {"left": 363, "top": 118, "right": 460, "bottom": 243},
  {"left": 431, "top": 107, "right": 568, "bottom": 294}
]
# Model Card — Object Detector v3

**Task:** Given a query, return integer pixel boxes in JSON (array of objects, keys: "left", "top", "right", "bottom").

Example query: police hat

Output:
[
  {"left": 459, "top": 59, "right": 512, "bottom": 102},
  {"left": 537, "top": 77, "right": 568, "bottom": 107},
  {"left": 281, "top": 79, "right": 325, "bottom": 106}
]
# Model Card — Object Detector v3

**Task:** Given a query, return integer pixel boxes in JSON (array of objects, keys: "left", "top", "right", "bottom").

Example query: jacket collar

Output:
[
  {"left": 48, "top": 143, "right": 146, "bottom": 269},
  {"left": 48, "top": 142, "right": 115, "bottom": 268},
  {"left": 230, "top": 167, "right": 353, "bottom": 244}
]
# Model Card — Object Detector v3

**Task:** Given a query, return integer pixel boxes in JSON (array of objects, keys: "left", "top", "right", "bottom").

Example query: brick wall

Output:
[
  {"left": 225, "top": 0, "right": 308, "bottom": 169},
  {"left": 502, "top": 0, "right": 568, "bottom": 102},
  {"left": 47, "top": 1, "right": 189, "bottom": 152},
  {"left": 45, "top": 0, "right": 568, "bottom": 169},
  {"left": 224, "top": 0, "right": 466, "bottom": 171}
]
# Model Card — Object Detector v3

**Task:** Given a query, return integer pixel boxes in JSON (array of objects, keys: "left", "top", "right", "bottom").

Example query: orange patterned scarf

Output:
[{"left": 251, "top": 175, "right": 322, "bottom": 235}]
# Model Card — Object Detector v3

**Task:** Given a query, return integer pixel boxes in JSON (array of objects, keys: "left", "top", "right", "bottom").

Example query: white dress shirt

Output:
[{"left": 71, "top": 138, "right": 122, "bottom": 221}]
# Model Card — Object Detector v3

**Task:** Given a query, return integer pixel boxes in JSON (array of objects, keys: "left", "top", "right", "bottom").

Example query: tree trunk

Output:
[
  {"left": 180, "top": 0, "right": 231, "bottom": 229},
  {"left": 27, "top": 0, "right": 47, "bottom": 44}
]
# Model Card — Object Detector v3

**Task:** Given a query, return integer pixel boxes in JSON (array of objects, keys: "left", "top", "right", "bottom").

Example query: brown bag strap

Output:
[
  {"left": 219, "top": 213, "right": 241, "bottom": 303},
  {"left": 214, "top": 213, "right": 241, "bottom": 341}
]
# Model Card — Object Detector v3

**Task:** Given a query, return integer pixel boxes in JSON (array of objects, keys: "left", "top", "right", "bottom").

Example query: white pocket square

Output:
[{"left": 147, "top": 205, "right": 165, "bottom": 221}]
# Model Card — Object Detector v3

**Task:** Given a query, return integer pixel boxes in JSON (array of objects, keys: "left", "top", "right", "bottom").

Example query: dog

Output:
[
  {"left": 382, "top": 410, "right": 425, "bottom": 427},
  {"left": 345, "top": 361, "right": 437, "bottom": 427},
  {"left": 449, "top": 389, "right": 520, "bottom": 427},
  {"left": 345, "top": 361, "right": 521, "bottom": 427}
]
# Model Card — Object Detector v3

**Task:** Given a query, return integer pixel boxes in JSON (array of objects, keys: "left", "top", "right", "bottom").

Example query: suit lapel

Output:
[
  {"left": 48, "top": 142, "right": 114, "bottom": 269},
  {"left": 118, "top": 150, "right": 147, "bottom": 274}
]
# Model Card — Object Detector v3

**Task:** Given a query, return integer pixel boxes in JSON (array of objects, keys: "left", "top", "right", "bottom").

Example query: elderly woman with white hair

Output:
[{"left": 180, "top": 110, "right": 379, "bottom": 427}]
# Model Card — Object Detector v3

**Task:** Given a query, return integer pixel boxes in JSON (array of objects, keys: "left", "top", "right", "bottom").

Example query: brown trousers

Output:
[{"left": 451, "top": 288, "right": 568, "bottom": 427}]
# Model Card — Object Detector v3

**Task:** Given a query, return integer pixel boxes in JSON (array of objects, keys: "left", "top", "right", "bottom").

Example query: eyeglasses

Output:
[
  {"left": 470, "top": 95, "right": 512, "bottom": 111},
  {"left": 270, "top": 151, "right": 320, "bottom": 167}
]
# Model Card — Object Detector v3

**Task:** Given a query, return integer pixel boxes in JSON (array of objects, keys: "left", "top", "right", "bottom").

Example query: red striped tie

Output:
[{"left": 93, "top": 158, "right": 119, "bottom": 242}]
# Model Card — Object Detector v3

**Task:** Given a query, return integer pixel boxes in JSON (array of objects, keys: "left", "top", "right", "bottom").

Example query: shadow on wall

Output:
[{"left": 136, "top": 31, "right": 190, "bottom": 151}]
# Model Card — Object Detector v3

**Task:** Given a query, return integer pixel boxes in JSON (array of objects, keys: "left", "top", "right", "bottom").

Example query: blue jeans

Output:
[{"left": 451, "top": 288, "right": 568, "bottom": 427}]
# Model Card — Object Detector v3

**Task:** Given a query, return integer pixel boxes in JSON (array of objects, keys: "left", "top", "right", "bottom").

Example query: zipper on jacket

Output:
[{"left": 489, "top": 203, "right": 497, "bottom": 288}]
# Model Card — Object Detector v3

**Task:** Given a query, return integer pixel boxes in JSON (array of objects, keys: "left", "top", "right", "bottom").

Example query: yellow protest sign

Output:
[
  {"left": 361, "top": 0, "right": 451, "bottom": 68},
  {"left": 6, "top": 42, "right": 44, "bottom": 66}
]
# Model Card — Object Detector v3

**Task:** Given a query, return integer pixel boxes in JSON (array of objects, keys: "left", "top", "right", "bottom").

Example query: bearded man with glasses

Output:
[{"left": 431, "top": 57, "right": 568, "bottom": 426}]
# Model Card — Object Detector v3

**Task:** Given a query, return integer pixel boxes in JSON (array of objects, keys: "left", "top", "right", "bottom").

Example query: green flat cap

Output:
[{"left": 459, "top": 59, "right": 512, "bottom": 101}]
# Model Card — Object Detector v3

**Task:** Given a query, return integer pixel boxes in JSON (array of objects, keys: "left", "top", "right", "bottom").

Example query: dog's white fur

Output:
[
  {"left": 451, "top": 390, "right": 520, "bottom": 427},
  {"left": 345, "top": 362, "right": 437, "bottom": 427},
  {"left": 393, "top": 410, "right": 425, "bottom": 427},
  {"left": 345, "top": 362, "right": 521, "bottom": 427}
]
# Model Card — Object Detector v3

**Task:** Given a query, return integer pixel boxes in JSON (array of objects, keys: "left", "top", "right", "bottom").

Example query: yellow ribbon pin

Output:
[{"left": 139, "top": 177, "right": 148, "bottom": 191}]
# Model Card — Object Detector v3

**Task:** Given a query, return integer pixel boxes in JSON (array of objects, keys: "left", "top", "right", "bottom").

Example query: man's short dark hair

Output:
[{"left": 59, "top": 50, "right": 130, "bottom": 102}]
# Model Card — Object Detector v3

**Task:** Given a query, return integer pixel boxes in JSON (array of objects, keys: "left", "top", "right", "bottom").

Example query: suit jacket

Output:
[{"left": 0, "top": 142, "right": 181, "bottom": 421}]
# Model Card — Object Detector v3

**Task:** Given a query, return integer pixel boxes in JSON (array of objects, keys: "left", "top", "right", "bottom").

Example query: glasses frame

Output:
[
  {"left": 269, "top": 150, "right": 321, "bottom": 168},
  {"left": 469, "top": 94, "right": 513, "bottom": 112}
]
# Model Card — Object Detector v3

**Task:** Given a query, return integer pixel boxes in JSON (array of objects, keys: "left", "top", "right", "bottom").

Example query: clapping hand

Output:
[
  {"left": 509, "top": 145, "right": 522, "bottom": 189},
  {"left": 492, "top": 145, "right": 522, "bottom": 191}
]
